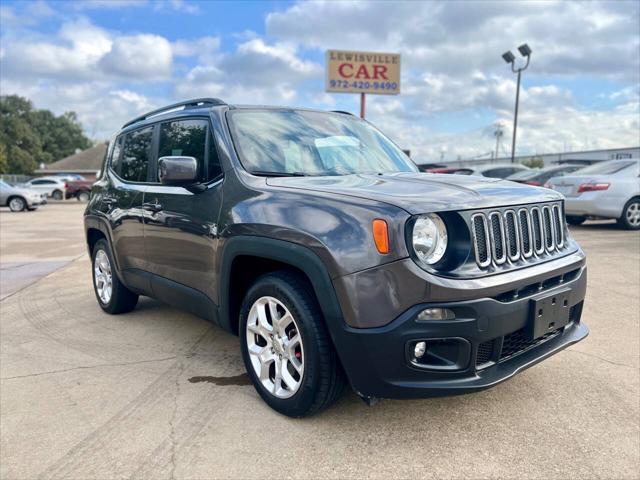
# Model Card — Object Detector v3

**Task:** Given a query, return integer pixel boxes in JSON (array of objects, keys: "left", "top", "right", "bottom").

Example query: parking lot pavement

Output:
[
  {"left": 0, "top": 203, "right": 87, "bottom": 299},
  {"left": 0, "top": 213, "right": 638, "bottom": 479}
]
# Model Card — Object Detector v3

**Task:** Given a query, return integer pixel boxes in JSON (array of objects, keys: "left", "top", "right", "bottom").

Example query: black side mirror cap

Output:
[{"left": 158, "top": 156, "right": 198, "bottom": 185}]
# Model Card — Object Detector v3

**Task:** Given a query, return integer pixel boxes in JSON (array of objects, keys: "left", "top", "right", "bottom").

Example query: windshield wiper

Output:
[{"left": 248, "top": 170, "right": 307, "bottom": 177}]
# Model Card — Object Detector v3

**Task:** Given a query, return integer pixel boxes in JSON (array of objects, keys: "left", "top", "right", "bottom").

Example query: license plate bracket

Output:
[{"left": 527, "top": 288, "right": 572, "bottom": 340}]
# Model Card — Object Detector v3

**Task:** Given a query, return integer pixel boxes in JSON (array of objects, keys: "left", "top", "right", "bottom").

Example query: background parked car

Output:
[
  {"left": 65, "top": 179, "right": 94, "bottom": 201},
  {"left": 425, "top": 167, "right": 475, "bottom": 175},
  {"left": 506, "top": 164, "right": 583, "bottom": 186},
  {"left": 458, "top": 163, "right": 530, "bottom": 178},
  {"left": 21, "top": 176, "right": 67, "bottom": 199},
  {"left": 0, "top": 179, "right": 46, "bottom": 211},
  {"left": 547, "top": 159, "right": 640, "bottom": 229},
  {"left": 54, "top": 173, "right": 86, "bottom": 181}
]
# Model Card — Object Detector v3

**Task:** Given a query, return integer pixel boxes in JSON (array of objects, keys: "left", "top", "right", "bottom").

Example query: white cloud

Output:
[{"left": 99, "top": 34, "right": 173, "bottom": 79}]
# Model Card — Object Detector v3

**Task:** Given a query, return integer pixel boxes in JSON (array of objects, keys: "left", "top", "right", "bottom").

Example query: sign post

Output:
[{"left": 326, "top": 50, "right": 401, "bottom": 119}]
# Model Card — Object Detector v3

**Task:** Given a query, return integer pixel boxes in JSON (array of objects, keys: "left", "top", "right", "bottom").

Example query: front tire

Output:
[
  {"left": 566, "top": 215, "right": 586, "bottom": 226},
  {"left": 8, "top": 197, "right": 26, "bottom": 212},
  {"left": 239, "top": 271, "right": 345, "bottom": 417},
  {"left": 618, "top": 197, "right": 640, "bottom": 230},
  {"left": 92, "top": 239, "right": 138, "bottom": 314}
]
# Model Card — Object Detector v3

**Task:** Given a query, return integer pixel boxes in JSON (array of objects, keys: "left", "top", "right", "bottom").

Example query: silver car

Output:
[
  {"left": 0, "top": 180, "right": 46, "bottom": 212},
  {"left": 547, "top": 159, "right": 640, "bottom": 230}
]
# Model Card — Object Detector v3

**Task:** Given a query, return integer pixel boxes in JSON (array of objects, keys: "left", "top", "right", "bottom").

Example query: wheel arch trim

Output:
[{"left": 218, "top": 236, "right": 345, "bottom": 335}]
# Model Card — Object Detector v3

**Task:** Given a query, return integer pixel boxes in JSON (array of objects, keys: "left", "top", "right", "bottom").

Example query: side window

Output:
[
  {"left": 158, "top": 119, "right": 223, "bottom": 182},
  {"left": 109, "top": 136, "right": 123, "bottom": 174},
  {"left": 121, "top": 127, "right": 153, "bottom": 182}
]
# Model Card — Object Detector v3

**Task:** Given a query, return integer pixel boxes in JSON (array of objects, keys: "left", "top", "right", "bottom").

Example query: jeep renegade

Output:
[{"left": 84, "top": 98, "right": 588, "bottom": 417}]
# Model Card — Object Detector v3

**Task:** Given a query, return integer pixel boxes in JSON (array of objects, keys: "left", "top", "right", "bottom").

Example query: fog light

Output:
[
  {"left": 414, "top": 341, "right": 427, "bottom": 359},
  {"left": 417, "top": 308, "right": 455, "bottom": 321}
]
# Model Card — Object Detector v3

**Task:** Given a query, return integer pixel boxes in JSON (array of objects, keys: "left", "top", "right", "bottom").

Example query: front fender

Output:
[{"left": 217, "top": 235, "right": 345, "bottom": 335}]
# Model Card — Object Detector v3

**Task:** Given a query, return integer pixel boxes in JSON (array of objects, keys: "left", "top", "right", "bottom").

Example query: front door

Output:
[
  {"left": 102, "top": 128, "right": 152, "bottom": 277},
  {"left": 142, "top": 118, "right": 224, "bottom": 303}
]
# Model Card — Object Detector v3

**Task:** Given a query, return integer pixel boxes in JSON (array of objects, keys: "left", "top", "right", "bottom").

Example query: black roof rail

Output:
[
  {"left": 331, "top": 110, "right": 355, "bottom": 116},
  {"left": 122, "top": 98, "right": 226, "bottom": 129}
]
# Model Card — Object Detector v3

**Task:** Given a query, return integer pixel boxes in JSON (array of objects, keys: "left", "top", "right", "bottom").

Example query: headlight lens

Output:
[{"left": 412, "top": 214, "right": 448, "bottom": 265}]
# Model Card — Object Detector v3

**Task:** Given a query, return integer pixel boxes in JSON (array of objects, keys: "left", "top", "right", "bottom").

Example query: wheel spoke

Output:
[
  {"left": 256, "top": 302, "right": 273, "bottom": 333},
  {"left": 276, "top": 312, "right": 294, "bottom": 332},
  {"left": 281, "top": 361, "right": 298, "bottom": 390}
]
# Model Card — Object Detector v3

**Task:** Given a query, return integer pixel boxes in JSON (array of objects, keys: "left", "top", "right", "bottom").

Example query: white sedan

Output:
[
  {"left": 21, "top": 177, "right": 67, "bottom": 200},
  {"left": 547, "top": 159, "right": 640, "bottom": 230}
]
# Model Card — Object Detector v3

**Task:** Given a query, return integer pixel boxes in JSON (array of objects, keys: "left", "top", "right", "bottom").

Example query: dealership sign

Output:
[{"left": 326, "top": 50, "right": 401, "bottom": 95}]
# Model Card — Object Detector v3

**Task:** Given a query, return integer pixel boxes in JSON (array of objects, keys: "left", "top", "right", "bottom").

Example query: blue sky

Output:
[{"left": 1, "top": 0, "right": 638, "bottom": 161}]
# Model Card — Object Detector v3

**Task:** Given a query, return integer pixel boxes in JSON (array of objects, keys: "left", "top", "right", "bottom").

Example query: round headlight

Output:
[{"left": 412, "top": 214, "right": 448, "bottom": 265}]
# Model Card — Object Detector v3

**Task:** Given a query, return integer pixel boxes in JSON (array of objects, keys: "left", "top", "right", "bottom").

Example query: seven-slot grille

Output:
[{"left": 471, "top": 203, "right": 565, "bottom": 268}]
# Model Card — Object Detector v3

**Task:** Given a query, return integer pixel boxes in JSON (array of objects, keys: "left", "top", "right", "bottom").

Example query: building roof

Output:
[{"left": 37, "top": 143, "right": 107, "bottom": 173}]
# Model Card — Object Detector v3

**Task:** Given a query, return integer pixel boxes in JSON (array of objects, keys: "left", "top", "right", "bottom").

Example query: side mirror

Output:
[{"left": 158, "top": 156, "right": 198, "bottom": 185}]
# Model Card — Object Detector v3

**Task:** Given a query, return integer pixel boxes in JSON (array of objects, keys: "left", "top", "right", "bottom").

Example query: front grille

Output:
[
  {"left": 471, "top": 202, "right": 566, "bottom": 269},
  {"left": 476, "top": 340, "right": 494, "bottom": 365},
  {"left": 500, "top": 327, "right": 561, "bottom": 361}
]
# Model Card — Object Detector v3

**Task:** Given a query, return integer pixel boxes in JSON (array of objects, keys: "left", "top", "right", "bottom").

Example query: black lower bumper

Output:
[{"left": 334, "top": 265, "right": 588, "bottom": 399}]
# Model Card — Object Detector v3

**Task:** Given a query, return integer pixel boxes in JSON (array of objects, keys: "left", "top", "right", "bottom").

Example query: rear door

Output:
[{"left": 142, "top": 118, "right": 224, "bottom": 303}]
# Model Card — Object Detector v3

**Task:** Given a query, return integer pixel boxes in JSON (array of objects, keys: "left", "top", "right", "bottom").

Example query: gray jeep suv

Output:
[{"left": 84, "top": 98, "right": 588, "bottom": 417}]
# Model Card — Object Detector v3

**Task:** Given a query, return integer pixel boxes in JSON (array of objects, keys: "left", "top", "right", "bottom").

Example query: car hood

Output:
[{"left": 266, "top": 172, "right": 562, "bottom": 214}]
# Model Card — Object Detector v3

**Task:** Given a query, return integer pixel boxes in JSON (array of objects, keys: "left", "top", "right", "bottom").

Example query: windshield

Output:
[
  {"left": 227, "top": 110, "right": 418, "bottom": 176},
  {"left": 576, "top": 160, "right": 637, "bottom": 175}
]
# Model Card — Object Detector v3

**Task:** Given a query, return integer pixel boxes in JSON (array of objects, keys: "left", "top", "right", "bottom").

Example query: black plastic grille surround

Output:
[{"left": 475, "top": 301, "right": 584, "bottom": 369}]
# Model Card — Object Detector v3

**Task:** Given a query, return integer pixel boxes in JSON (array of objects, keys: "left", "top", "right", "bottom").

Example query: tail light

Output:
[
  {"left": 524, "top": 180, "right": 542, "bottom": 186},
  {"left": 64, "top": 182, "right": 69, "bottom": 189},
  {"left": 577, "top": 183, "right": 610, "bottom": 193}
]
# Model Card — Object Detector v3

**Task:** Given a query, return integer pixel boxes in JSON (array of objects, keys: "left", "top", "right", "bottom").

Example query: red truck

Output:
[{"left": 65, "top": 180, "right": 94, "bottom": 201}]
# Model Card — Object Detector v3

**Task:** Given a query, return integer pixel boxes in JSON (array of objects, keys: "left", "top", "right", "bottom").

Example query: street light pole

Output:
[
  {"left": 502, "top": 44, "right": 532, "bottom": 163},
  {"left": 511, "top": 68, "right": 521, "bottom": 164}
]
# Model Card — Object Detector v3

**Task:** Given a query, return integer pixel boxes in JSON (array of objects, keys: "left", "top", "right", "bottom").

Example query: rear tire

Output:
[
  {"left": 52, "top": 190, "right": 63, "bottom": 200},
  {"left": 239, "top": 271, "right": 345, "bottom": 417},
  {"left": 617, "top": 197, "right": 640, "bottom": 230},
  {"left": 77, "top": 191, "right": 90, "bottom": 202},
  {"left": 8, "top": 196, "right": 26, "bottom": 212},
  {"left": 566, "top": 215, "right": 586, "bottom": 226},
  {"left": 92, "top": 239, "right": 138, "bottom": 314}
]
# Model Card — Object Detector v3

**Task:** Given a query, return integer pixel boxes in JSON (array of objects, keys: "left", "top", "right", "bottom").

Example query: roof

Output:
[{"left": 38, "top": 143, "right": 107, "bottom": 173}]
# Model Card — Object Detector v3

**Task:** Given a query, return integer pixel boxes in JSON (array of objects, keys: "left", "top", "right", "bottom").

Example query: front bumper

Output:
[{"left": 332, "top": 262, "right": 588, "bottom": 399}]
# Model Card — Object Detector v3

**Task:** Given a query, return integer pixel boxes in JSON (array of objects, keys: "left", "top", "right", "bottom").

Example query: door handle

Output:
[{"left": 142, "top": 201, "right": 163, "bottom": 212}]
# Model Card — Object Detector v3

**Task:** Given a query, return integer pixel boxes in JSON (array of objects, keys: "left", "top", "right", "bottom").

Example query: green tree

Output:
[
  {"left": 0, "top": 95, "right": 91, "bottom": 174},
  {"left": 522, "top": 156, "right": 545, "bottom": 168}
]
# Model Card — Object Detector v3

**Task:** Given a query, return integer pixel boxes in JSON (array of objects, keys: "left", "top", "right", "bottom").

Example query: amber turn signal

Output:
[{"left": 372, "top": 219, "right": 390, "bottom": 254}]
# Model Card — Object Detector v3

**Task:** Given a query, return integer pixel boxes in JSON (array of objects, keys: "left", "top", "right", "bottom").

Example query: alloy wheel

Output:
[
  {"left": 9, "top": 198, "right": 25, "bottom": 211},
  {"left": 245, "top": 296, "right": 304, "bottom": 399},
  {"left": 94, "top": 250, "right": 113, "bottom": 304},
  {"left": 626, "top": 201, "right": 640, "bottom": 227}
]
